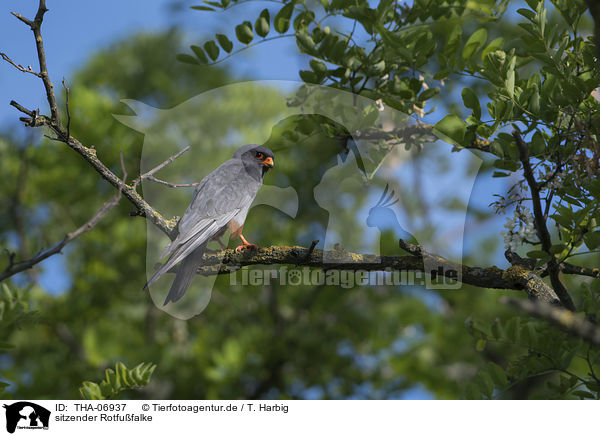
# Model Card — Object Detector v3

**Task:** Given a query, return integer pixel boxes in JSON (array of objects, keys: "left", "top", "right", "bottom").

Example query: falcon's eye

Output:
[{"left": 255, "top": 151, "right": 264, "bottom": 160}]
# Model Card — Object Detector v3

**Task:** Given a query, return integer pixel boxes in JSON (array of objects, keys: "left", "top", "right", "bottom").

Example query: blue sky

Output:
[{"left": 0, "top": 0, "right": 309, "bottom": 127}]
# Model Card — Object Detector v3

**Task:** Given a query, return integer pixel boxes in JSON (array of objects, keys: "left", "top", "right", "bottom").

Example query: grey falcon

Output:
[{"left": 144, "top": 144, "right": 275, "bottom": 305}]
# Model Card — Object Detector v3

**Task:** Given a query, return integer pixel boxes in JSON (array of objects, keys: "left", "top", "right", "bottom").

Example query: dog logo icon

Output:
[{"left": 3, "top": 402, "right": 50, "bottom": 433}]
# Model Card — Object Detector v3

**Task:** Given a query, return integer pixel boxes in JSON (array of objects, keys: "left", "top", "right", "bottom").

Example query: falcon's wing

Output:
[{"left": 144, "top": 209, "right": 239, "bottom": 290}]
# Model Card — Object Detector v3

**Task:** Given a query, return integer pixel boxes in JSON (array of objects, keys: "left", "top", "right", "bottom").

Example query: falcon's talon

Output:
[{"left": 235, "top": 243, "right": 258, "bottom": 253}]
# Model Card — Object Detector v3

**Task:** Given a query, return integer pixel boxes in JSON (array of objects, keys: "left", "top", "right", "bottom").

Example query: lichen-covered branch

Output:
[
  {"left": 187, "top": 240, "right": 560, "bottom": 305},
  {"left": 505, "top": 250, "right": 600, "bottom": 279}
]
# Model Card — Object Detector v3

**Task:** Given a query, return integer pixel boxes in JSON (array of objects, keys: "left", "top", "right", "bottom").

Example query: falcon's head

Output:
[{"left": 234, "top": 144, "right": 275, "bottom": 177}]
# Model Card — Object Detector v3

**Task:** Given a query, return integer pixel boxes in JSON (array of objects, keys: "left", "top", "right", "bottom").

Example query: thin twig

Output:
[
  {"left": 10, "top": 100, "right": 35, "bottom": 117},
  {"left": 11, "top": 1, "right": 62, "bottom": 128},
  {"left": 144, "top": 175, "right": 199, "bottom": 188},
  {"left": 62, "top": 78, "right": 71, "bottom": 138},
  {"left": 10, "top": 11, "right": 32, "bottom": 27},
  {"left": 133, "top": 146, "right": 191, "bottom": 187},
  {"left": 0, "top": 151, "right": 127, "bottom": 282},
  {"left": 0, "top": 52, "right": 42, "bottom": 77}
]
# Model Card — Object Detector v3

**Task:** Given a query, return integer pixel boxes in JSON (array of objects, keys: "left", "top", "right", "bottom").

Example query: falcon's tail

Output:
[{"left": 162, "top": 245, "right": 206, "bottom": 305}]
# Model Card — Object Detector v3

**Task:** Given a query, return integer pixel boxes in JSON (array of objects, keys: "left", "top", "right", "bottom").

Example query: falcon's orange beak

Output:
[{"left": 261, "top": 157, "right": 274, "bottom": 168}]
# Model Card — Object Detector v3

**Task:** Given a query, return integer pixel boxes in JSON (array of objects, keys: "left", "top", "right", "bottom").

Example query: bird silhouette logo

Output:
[{"left": 366, "top": 184, "right": 417, "bottom": 244}]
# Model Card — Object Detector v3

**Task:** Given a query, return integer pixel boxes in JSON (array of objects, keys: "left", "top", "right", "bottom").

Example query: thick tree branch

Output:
[
  {"left": 513, "top": 131, "right": 576, "bottom": 310},
  {"left": 181, "top": 239, "right": 562, "bottom": 305},
  {"left": 502, "top": 297, "right": 600, "bottom": 347},
  {"left": 505, "top": 250, "right": 600, "bottom": 279}
]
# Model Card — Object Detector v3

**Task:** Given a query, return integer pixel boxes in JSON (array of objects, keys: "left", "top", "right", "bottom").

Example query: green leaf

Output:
[
  {"left": 274, "top": 2, "right": 294, "bottom": 33},
  {"left": 444, "top": 25, "right": 462, "bottom": 59},
  {"left": 255, "top": 10, "right": 270, "bottom": 38},
  {"left": 434, "top": 114, "right": 466, "bottom": 146},
  {"left": 299, "top": 70, "right": 320, "bottom": 84},
  {"left": 235, "top": 22, "right": 254, "bottom": 44},
  {"left": 296, "top": 32, "right": 315, "bottom": 52},
  {"left": 464, "top": 383, "right": 481, "bottom": 399},
  {"left": 490, "top": 319, "right": 504, "bottom": 339},
  {"left": 216, "top": 34, "right": 233, "bottom": 53},
  {"left": 526, "top": 250, "right": 549, "bottom": 259},
  {"left": 0, "top": 341, "right": 15, "bottom": 350},
  {"left": 79, "top": 361, "right": 156, "bottom": 400},
  {"left": 584, "top": 231, "right": 600, "bottom": 249},
  {"left": 530, "top": 131, "right": 545, "bottom": 155},
  {"left": 0, "top": 381, "right": 9, "bottom": 394},
  {"left": 525, "top": 0, "right": 541, "bottom": 11},
  {"left": 506, "top": 56, "right": 516, "bottom": 98},
  {"left": 504, "top": 317, "right": 521, "bottom": 342},
  {"left": 487, "top": 362, "right": 508, "bottom": 386},
  {"left": 481, "top": 37, "right": 504, "bottom": 61},
  {"left": 559, "top": 348, "right": 577, "bottom": 369},
  {"left": 203, "top": 41, "right": 220, "bottom": 61},
  {"left": 492, "top": 171, "right": 511, "bottom": 177},
  {"left": 517, "top": 8, "right": 536, "bottom": 21},
  {"left": 461, "top": 88, "right": 481, "bottom": 119},
  {"left": 493, "top": 159, "right": 520, "bottom": 172},
  {"left": 476, "top": 338, "right": 486, "bottom": 351},
  {"left": 309, "top": 59, "right": 327, "bottom": 77},
  {"left": 294, "top": 10, "right": 315, "bottom": 32},
  {"left": 176, "top": 54, "right": 200, "bottom": 65},
  {"left": 79, "top": 381, "right": 103, "bottom": 400},
  {"left": 549, "top": 244, "right": 567, "bottom": 254},
  {"left": 462, "top": 28, "right": 487, "bottom": 60},
  {"left": 417, "top": 87, "right": 439, "bottom": 102},
  {"left": 476, "top": 371, "right": 495, "bottom": 398},
  {"left": 190, "top": 5, "right": 215, "bottom": 11},
  {"left": 369, "top": 60, "right": 386, "bottom": 76},
  {"left": 190, "top": 45, "right": 209, "bottom": 64}
]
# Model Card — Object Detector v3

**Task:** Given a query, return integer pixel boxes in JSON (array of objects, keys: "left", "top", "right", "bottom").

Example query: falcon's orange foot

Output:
[
  {"left": 235, "top": 234, "right": 258, "bottom": 253},
  {"left": 235, "top": 243, "right": 258, "bottom": 253}
]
